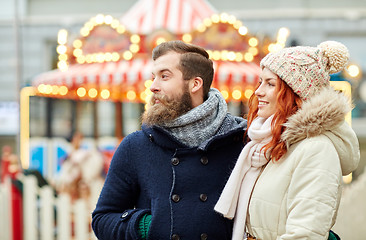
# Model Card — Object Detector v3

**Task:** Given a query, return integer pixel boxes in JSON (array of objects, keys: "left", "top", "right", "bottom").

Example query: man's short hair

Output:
[{"left": 152, "top": 40, "right": 214, "bottom": 99}]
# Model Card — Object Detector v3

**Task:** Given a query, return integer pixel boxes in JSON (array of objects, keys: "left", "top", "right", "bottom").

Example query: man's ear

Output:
[{"left": 190, "top": 77, "right": 203, "bottom": 94}]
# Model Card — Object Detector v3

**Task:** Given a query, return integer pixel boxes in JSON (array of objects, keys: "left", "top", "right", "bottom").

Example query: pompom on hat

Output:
[{"left": 260, "top": 41, "right": 349, "bottom": 100}]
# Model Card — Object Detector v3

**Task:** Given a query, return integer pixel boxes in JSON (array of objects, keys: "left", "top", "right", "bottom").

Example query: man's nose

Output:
[{"left": 150, "top": 80, "right": 160, "bottom": 93}]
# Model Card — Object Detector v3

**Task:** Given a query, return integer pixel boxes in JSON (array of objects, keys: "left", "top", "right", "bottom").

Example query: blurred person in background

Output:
[
  {"left": 92, "top": 40, "right": 247, "bottom": 240},
  {"left": 215, "top": 41, "right": 360, "bottom": 240},
  {"left": 57, "top": 131, "right": 104, "bottom": 210},
  {"left": 1, "top": 145, "right": 20, "bottom": 182},
  {"left": 1, "top": 145, "right": 23, "bottom": 240}
]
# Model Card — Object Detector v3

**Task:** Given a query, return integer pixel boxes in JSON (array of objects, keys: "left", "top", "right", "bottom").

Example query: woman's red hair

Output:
[{"left": 246, "top": 76, "right": 302, "bottom": 161}]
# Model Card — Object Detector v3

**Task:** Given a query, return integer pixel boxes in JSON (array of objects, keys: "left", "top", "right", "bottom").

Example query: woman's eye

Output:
[{"left": 268, "top": 81, "right": 276, "bottom": 87}]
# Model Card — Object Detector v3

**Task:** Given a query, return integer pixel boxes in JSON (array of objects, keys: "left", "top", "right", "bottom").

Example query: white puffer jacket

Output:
[{"left": 246, "top": 87, "right": 360, "bottom": 240}]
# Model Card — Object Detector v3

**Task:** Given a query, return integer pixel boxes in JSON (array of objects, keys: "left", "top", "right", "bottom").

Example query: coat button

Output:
[
  {"left": 200, "top": 156, "right": 208, "bottom": 165},
  {"left": 172, "top": 194, "right": 180, "bottom": 202},
  {"left": 172, "top": 234, "right": 180, "bottom": 240},
  {"left": 201, "top": 233, "right": 208, "bottom": 240},
  {"left": 149, "top": 134, "right": 154, "bottom": 142},
  {"left": 199, "top": 194, "right": 208, "bottom": 202},
  {"left": 171, "top": 157, "right": 180, "bottom": 166}
]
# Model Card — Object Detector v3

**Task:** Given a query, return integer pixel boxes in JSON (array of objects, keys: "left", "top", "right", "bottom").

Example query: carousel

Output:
[
  {"left": 21, "top": 0, "right": 289, "bottom": 176},
  {"left": 31, "top": 0, "right": 289, "bottom": 104}
]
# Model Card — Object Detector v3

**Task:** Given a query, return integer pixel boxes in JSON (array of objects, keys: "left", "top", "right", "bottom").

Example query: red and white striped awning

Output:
[
  {"left": 33, "top": 59, "right": 153, "bottom": 89},
  {"left": 32, "top": 59, "right": 260, "bottom": 95},
  {"left": 120, "top": 0, "right": 216, "bottom": 34},
  {"left": 212, "top": 61, "right": 259, "bottom": 88}
]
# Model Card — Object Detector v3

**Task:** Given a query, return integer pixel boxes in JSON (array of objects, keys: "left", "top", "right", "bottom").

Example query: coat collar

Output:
[
  {"left": 281, "top": 86, "right": 360, "bottom": 175},
  {"left": 281, "top": 87, "right": 351, "bottom": 146}
]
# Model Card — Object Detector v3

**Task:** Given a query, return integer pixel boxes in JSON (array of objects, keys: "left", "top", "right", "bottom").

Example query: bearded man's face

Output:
[{"left": 142, "top": 83, "right": 193, "bottom": 126}]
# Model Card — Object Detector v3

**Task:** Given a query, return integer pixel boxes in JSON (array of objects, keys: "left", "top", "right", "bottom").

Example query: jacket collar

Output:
[
  {"left": 282, "top": 87, "right": 351, "bottom": 146},
  {"left": 281, "top": 86, "right": 360, "bottom": 175}
]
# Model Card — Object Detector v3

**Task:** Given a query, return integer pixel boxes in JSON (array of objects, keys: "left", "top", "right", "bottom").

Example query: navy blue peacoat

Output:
[{"left": 92, "top": 116, "right": 246, "bottom": 240}]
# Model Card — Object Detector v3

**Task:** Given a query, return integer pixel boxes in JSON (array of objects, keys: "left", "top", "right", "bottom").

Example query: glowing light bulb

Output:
[
  {"left": 232, "top": 90, "right": 242, "bottom": 100},
  {"left": 131, "top": 34, "right": 141, "bottom": 43},
  {"left": 57, "top": 29, "right": 68, "bottom": 45},
  {"left": 59, "top": 86, "right": 68, "bottom": 95},
  {"left": 249, "top": 37, "right": 258, "bottom": 47},
  {"left": 347, "top": 64, "right": 360, "bottom": 78},
  {"left": 244, "top": 89, "right": 254, "bottom": 99},
  {"left": 182, "top": 34, "right": 192, "bottom": 43},
  {"left": 126, "top": 90, "right": 136, "bottom": 100},
  {"left": 88, "top": 88, "right": 98, "bottom": 98},
  {"left": 144, "top": 80, "right": 153, "bottom": 88},
  {"left": 239, "top": 26, "right": 248, "bottom": 36},
  {"left": 101, "top": 89, "right": 110, "bottom": 99},
  {"left": 77, "top": 87, "right": 86, "bottom": 97},
  {"left": 221, "top": 90, "right": 229, "bottom": 100}
]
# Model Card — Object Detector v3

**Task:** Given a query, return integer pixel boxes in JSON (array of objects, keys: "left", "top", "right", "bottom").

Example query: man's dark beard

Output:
[{"left": 142, "top": 88, "right": 193, "bottom": 126}]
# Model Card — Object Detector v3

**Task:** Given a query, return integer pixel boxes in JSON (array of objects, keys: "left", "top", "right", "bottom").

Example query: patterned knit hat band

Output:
[{"left": 260, "top": 41, "right": 349, "bottom": 100}]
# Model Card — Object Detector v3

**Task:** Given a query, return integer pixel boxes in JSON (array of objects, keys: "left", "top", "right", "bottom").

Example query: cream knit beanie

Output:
[{"left": 260, "top": 41, "right": 349, "bottom": 100}]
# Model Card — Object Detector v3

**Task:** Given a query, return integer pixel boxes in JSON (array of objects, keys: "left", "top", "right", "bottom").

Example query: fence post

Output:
[
  {"left": 23, "top": 175, "right": 38, "bottom": 240},
  {"left": 56, "top": 193, "right": 71, "bottom": 240},
  {"left": 40, "top": 186, "right": 54, "bottom": 240},
  {"left": 0, "top": 178, "right": 12, "bottom": 240},
  {"left": 74, "top": 199, "right": 89, "bottom": 240}
]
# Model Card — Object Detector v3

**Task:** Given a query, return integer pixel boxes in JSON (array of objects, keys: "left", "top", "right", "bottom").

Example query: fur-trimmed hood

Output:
[{"left": 281, "top": 87, "right": 360, "bottom": 175}]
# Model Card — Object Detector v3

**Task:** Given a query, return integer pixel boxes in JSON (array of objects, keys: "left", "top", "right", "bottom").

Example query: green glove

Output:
[
  {"left": 328, "top": 230, "right": 340, "bottom": 240},
  {"left": 138, "top": 214, "right": 152, "bottom": 240}
]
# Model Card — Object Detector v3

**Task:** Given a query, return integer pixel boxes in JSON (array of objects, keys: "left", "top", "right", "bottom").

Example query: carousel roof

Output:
[
  {"left": 31, "top": 0, "right": 274, "bottom": 102},
  {"left": 120, "top": 0, "right": 216, "bottom": 34}
]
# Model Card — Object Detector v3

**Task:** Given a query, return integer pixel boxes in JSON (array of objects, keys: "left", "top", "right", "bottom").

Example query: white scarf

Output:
[{"left": 214, "top": 115, "right": 274, "bottom": 240}]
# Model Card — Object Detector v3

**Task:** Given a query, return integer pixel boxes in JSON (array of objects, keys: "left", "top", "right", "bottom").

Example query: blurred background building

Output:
[{"left": 0, "top": 0, "right": 366, "bottom": 239}]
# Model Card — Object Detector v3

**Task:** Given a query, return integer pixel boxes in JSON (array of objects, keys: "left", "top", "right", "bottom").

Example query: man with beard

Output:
[{"left": 92, "top": 41, "right": 247, "bottom": 240}]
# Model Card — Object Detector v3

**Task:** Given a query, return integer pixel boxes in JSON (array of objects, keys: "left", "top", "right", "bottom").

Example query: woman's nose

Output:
[{"left": 255, "top": 85, "right": 264, "bottom": 97}]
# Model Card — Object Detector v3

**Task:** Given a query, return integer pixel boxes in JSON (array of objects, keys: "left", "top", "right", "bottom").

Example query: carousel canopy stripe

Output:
[
  {"left": 32, "top": 60, "right": 260, "bottom": 89},
  {"left": 120, "top": 0, "right": 216, "bottom": 34}
]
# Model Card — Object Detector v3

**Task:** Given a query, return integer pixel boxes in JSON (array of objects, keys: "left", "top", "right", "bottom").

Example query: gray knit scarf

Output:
[{"left": 160, "top": 88, "right": 227, "bottom": 147}]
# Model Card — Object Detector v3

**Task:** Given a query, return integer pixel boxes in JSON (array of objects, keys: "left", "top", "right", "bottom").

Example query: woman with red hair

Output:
[{"left": 215, "top": 41, "right": 360, "bottom": 240}]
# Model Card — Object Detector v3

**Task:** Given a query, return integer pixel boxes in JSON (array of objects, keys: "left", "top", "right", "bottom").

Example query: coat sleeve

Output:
[
  {"left": 280, "top": 137, "right": 342, "bottom": 240},
  {"left": 92, "top": 135, "right": 149, "bottom": 240}
]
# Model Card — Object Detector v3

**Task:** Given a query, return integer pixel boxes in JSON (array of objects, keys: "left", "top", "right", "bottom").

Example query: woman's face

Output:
[{"left": 255, "top": 67, "right": 279, "bottom": 119}]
